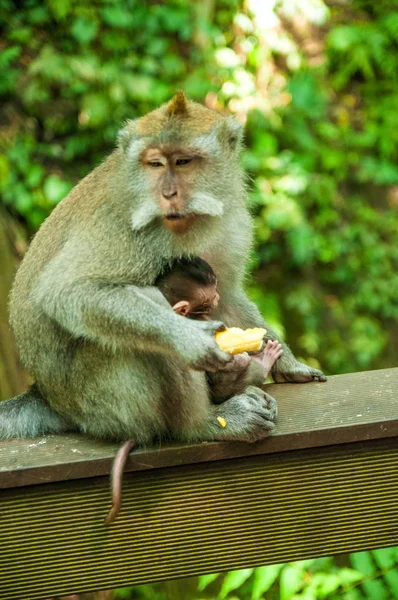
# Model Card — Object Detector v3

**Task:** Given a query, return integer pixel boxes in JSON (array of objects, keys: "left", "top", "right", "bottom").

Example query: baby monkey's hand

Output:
[{"left": 252, "top": 340, "right": 283, "bottom": 380}]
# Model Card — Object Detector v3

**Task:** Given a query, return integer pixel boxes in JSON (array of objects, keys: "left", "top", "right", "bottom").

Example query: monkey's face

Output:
[
  {"left": 118, "top": 92, "right": 246, "bottom": 236},
  {"left": 172, "top": 283, "right": 220, "bottom": 320},
  {"left": 140, "top": 146, "right": 203, "bottom": 234}
]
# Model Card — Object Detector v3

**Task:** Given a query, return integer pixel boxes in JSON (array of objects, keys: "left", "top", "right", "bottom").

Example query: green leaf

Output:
[
  {"left": 350, "top": 552, "right": 389, "bottom": 600},
  {"left": 72, "top": 18, "right": 99, "bottom": 45},
  {"left": 81, "top": 93, "right": 111, "bottom": 127},
  {"left": 0, "top": 155, "right": 10, "bottom": 189},
  {"left": 336, "top": 568, "right": 364, "bottom": 586},
  {"left": 101, "top": 6, "right": 134, "bottom": 28},
  {"left": 26, "top": 164, "right": 44, "bottom": 188},
  {"left": 15, "top": 188, "right": 33, "bottom": 214},
  {"left": 111, "top": 587, "right": 134, "bottom": 599},
  {"left": 372, "top": 549, "right": 398, "bottom": 600},
  {"left": 279, "top": 565, "right": 304, "bottom": 600},
  {"left": 0, "top": 46, "right": 21, "bottom": 68},
  {"left": 197, "top": 572, "right": 220, "bottom": 591},
  {"left": 47, "top": 0, "right": 72, "bottom": 21},
  {"left": 27, "top": 6, "right": 49, "bottom": 25},
  {"left": 328, "top": 26, "right": 360, "bottom": 51},
  {"left": 219, "top": 568, "right": 254, "bottom": 599},
  {"left": 125, "top": 75, "right": 155, "bottom": 101},
  {"left": 43, "top": 175, "right": 72, "bottom": 205},
  {"left": 251, "top": 564, "right": 283, "bottom": 599},
  {"left": 312, "top": 573, "right": 342, "bottom": 597},
  {"left": 27, "top": 207, "right": 49, "bottom": 229},
  {"left": 372, "top": 548, "right": 396, "bottom": 570}
]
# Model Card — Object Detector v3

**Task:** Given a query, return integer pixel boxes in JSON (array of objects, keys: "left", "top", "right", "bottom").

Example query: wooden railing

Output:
[{"left": 0, "top": 368, "right": 397, "bottom": 599}]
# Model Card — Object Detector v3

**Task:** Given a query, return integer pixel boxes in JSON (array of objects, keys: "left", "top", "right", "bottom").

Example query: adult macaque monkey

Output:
[{"left": 2, "top": 91, "right": 325, "bottom": 446}]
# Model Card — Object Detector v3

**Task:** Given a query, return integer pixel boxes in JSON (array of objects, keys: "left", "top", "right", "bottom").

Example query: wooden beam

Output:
[
  {"left": 0, "top": 368, "right": 397, "bottom": 599},
  {"left": 0, "top": 369, "right": 397, "bottom": 488}
]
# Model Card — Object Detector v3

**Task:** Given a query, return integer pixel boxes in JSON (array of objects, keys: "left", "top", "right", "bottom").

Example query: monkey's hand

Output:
[
  {"left": 182, "top": 320, "right": 233, "bottom": 373},
  {"left": 213, "top": 386, "right": 277, "bottom": 443},
  {"left": 272, "top": 357, "right": 327, "bottom": 383}
]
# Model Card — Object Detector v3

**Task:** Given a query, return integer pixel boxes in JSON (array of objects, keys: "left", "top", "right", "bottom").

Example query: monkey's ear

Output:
[
  {"left": 217, "top": 117, "right": 244, "bottom": 153},
  {"left": 172, "top": 300, "right": 191, "bottom": 316},
  {"left": 117, "top": 120, "right": 138, "bottom": 153},
  {"left": 167, "top": 90, "right": 189, "bottom": 117}
]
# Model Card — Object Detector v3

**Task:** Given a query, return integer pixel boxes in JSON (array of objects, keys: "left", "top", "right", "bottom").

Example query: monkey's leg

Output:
[
  {"left": 208, "top": 353, "right": 267, "bottom": 404},
  {"left": 0, "top": 384, "right": 76, "bottom": 440}
]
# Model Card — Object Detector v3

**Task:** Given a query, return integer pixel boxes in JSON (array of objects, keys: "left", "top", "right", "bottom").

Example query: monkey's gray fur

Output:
[{"left": 3, "top": 93, "right": 325, "bottom": 444}]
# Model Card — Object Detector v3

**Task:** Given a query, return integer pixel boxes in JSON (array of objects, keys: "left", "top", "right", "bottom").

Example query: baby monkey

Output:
[
  {"left": 156, "top": 257, "right": 283, "bottom": 380},
  {"left": 105, "top": 257, "right": 282, "bottom": 524}
]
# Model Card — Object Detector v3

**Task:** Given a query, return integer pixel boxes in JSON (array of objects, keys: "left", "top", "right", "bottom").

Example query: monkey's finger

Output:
[
  {"left": 252, "top": 407, "right": 275, "bottom": 422},
  {"left": 262, "top": 393, "right": 278, "bottom": 419},
  {"left": 310, "top": 369, "right": 327, "bottom": 382},
  {"left": 249, "top": 387, "right": 278, "bottom": 418},
  {"left": 251, "top": 413, "right": 276, "bottom": 431}
]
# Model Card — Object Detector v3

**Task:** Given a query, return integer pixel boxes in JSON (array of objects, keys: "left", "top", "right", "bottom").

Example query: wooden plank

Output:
[
  {"left": 0, "top": 368, "right": 397, "bottom": 489},
  {"left": 0, "top": 438, "right": 397, "bottom": 599}
]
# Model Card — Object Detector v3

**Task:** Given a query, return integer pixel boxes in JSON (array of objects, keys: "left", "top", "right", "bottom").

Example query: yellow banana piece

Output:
[{"left": 215, "top": 327, "right": 267, "bottom": 355}]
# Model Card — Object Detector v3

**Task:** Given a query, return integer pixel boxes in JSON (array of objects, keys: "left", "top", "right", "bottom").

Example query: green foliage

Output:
[
  {"left": 242, "top": 0, "right": 398, "bottom": 374},
  {"left": 112, "top": 549, "right": 398, "bottom": 599},
  {"left": 0, "top": 0, "right": 230, "bottom": 227},
  {"left": 205, "top": 550, "right": 398, "bottom": 600},
  {"left": 1, "top": 2, "right": 397, "bottom": 598},
  {"left": 0, "top": 0, "right": 397, "bottom": 375},
  {"left": 251, "top": 564, "right": 283, "bottom": 599}
]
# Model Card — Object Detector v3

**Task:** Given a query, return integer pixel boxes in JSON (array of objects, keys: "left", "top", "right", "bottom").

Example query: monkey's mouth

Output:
[
  {"left": 164, "top": 213, "right": 186, "bottom": 221},
  {"left": 162, "top": 213, "right": 196, "bottom": 233}
]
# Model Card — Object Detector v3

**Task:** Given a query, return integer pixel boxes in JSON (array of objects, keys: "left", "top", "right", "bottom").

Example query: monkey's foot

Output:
[
  {"left": 273, "top": 359, "right": 327, "bottom": 383},
  {"left": 214, "top": 386, "right": 277, "bottom": 443}
]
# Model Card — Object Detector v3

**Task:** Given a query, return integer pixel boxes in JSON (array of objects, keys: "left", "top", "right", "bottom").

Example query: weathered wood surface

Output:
[
  {"left": 0, "top": 368, "right": 397, "bottom": 488},
  {"left": 0, "top": 368, "right": 397, "bottom": 599}
]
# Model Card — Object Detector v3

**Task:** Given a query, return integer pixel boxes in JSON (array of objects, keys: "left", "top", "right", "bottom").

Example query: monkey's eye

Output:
[
  {"left": 148, "top": 160, "right": 164, "bottom": 168},
  {"left": 175, "top": 158, "right": 193, "bottom": 166}
]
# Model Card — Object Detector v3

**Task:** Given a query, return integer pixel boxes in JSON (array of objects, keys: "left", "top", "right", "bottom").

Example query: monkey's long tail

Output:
[
  {"left": 104, "top": 440, "right": 137, "bottom": 525},
  {"left": 0, "top": 384, "right": 74, "bottom": 439}
]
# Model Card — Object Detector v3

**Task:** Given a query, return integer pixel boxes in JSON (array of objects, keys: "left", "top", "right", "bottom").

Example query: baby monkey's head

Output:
[{"left": 156, "top": 257, "right": 219, "bottom": 320}]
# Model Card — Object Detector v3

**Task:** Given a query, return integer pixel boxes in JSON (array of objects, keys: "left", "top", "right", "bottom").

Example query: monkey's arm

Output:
[
  {"left": 216, "top": 290, "right": 326, "bottom": 383},
  {"left": 34, "top": 257, "right": 231, "bottom": 371}
]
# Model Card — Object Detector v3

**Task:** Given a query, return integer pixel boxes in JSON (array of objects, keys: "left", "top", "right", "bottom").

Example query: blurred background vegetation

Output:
[{"left": 0, "top": 0, "right": 397, "bottom": 598}]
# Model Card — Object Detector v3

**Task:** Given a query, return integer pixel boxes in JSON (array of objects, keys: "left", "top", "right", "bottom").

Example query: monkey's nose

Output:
[{"left": 162, "top": 190, "right": 178, "bottom": 200}]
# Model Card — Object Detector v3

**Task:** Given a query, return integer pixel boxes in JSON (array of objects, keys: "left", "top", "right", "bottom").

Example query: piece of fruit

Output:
[
  {"left": 217, "top": 416, "right": 227, "bottom": 428},
  {"left": 215, "top": 327, "right": 267, "bottom": 355}
]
